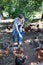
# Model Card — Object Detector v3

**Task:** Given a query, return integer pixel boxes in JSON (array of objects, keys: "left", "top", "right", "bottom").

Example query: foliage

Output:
[{"left": 0, "top": 0, "right": 43, "bottom": 22}]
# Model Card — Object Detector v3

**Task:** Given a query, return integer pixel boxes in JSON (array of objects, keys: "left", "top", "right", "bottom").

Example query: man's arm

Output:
[
  {"left": 15, "top": 23, "right": 22, "bottom": 38},
  {"left": 15, "top": 23, "right": 19, "bottom": 33}
]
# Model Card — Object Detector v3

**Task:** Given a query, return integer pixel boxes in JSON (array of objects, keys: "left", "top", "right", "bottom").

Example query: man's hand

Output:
[{"left": 26, "top": 56, "right": 28, "bottom": 59}]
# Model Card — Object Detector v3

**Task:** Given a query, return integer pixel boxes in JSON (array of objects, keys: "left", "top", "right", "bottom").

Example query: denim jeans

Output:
[{"left": 12, "top": 29, "right": 24, "bottom": 45}]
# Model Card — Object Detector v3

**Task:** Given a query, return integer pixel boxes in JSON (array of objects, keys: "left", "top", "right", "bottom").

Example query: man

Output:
[
  {"left": 12, "top": 14, "right": 25, "bottom": 47},
  {"left": 13, "top": 47, "right": 28, "bottom": 65}
]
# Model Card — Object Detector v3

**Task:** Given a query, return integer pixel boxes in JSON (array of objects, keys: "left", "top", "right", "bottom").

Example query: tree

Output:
[{"left": 0, "top": 0, "right": 43, "bottom": 21}]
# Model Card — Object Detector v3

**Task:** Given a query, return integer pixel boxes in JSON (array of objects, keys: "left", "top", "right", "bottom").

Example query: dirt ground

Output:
[{"left": 0, "top": 28, "right": 43, "bottom": 65}]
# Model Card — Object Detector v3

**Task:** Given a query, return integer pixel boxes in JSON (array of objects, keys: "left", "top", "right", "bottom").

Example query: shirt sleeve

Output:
[{"left": 13, "top": 18, "right": 19, "bottom": 32}]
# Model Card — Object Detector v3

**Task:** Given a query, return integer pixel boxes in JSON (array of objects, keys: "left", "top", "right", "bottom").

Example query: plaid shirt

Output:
[{"left": 12, "top": 17, "right": 25, "bottom": 32}]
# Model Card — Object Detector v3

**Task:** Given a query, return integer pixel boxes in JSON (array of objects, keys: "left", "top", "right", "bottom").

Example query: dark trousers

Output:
[{"left": 15, "top": 57, "right": 26, "bottom": 65}]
